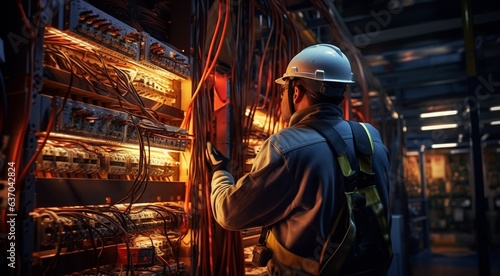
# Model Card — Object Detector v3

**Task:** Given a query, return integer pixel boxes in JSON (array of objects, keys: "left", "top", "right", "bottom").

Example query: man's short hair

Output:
[{"left": 293, "top": 78, "right": 345, "bottom": 105}]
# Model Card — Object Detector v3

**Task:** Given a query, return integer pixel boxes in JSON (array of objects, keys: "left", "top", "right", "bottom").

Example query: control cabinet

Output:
[{"left": 1, "top": 0, "right": 192, "bottom": 274}]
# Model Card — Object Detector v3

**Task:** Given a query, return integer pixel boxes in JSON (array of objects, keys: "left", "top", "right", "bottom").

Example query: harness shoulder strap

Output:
[
  {"left": 347, "top": 121, "right": 374, "bottom": 175},
  {"left": 346, "top": 121, "right": 373, "bottom": 156},
  {"left": 303, "top": 119, "right": 356, "bottom": 179}
]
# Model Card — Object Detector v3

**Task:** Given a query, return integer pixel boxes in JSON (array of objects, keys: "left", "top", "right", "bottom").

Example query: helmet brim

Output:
[
  {"left": 275, "top": 75, "right": 355, "bottom": 85},
  {"left": 275, "top": 77, "right": 286, "bottom": 84}
]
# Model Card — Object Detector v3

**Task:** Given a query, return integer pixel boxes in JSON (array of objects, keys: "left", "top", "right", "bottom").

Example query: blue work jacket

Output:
[{"left": 211, "top": 103, "right": 391, "bottom": 266}]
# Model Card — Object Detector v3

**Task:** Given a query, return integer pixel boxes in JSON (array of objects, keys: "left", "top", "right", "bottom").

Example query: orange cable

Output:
[
  {"left": 182, "top": 0, "right": 230, "bottom": 130},
  {"left": 181, "top": 2, "right": 223, "bottom": 129},
  {"left": 13, "top": 0, "right": 36, "bottom": 190}
]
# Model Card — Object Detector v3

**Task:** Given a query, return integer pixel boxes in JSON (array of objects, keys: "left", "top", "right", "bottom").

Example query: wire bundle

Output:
[
  {"left": 181, "top": 0, "right": 233, "bottom": 275},
  {"left": 183, "top": 0, "right": 303, "bottom": 275},
  {"left": 223, "top": 2, "right": 302, "bottom": 273},
  {"left": 241, "top": 0, "right": 302, "bottom": 152},
  {"left": 136, "top": 1, "right": 171, "bottom": 43}
]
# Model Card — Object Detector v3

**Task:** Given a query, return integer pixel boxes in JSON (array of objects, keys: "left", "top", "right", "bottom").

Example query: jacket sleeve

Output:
[{"left": 210, "top": 138, "right": 296, "bottom": 230}]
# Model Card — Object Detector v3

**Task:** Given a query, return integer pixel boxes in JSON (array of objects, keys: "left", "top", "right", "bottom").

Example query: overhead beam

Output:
[
  {"left": 375, "top": 63, "right": 467, "bottom": 90},
  {"left": 351, "top": 10, "right": 500, "bottom": 45}
]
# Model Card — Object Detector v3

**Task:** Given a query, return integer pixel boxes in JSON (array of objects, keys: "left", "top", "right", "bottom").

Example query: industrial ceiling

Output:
[{"left": 286, "top": 0, "right": 500, "bottom": 151}]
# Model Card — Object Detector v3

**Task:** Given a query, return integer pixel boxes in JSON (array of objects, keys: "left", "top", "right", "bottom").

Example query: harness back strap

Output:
[
  {"left": 347, "top": 121, "right": 393, "bottom": 259},
  {"left": 301, "top": 119, "right": 358, "bottom": 276},
  {"left": 305, "top": 119, "right": 390, "bottom": 275}
]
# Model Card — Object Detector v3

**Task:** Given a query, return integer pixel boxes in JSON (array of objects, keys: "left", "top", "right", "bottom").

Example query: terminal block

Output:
[
  {"left": 67, "top": 0, "right": 141, "bottom": 59},
  {"left": 142, "top": 34, "right": 190, "bottom": 79}
]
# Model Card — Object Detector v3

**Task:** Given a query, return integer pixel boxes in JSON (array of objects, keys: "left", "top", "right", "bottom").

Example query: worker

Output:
[{"left": 206, "top": 44, "right": 392, "bottom": 275}]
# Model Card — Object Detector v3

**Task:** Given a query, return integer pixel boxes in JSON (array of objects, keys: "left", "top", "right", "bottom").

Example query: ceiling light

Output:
[
  {"left": 490, "top": 106, "right": 500, "bottom": 111},
  {"left": 492, "top": 121, "right": 500, "bottom": 125},
  {"left": 421, "top": 124, "right": 458, "bottom": 131},
  {"left": 450, "top": 148, "right": 469, "bottom": 154},
  {"left": 420, "top": 110, "right": 458, "bottom": 118},
  {"left": 432, "top": 143, "right": 458, "bottom": 149}
]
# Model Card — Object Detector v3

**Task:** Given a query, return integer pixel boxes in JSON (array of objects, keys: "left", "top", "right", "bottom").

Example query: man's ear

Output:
[{"left": 293, "top": 86, "right": 305, "bottom": 103}]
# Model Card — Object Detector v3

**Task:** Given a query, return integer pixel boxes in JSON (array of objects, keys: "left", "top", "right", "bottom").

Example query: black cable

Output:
[
  {"left": 95, "top": 206, "right": 137, "bottom": 237},
  {"left": 58, "top": 213, "right": 103, "bottom": 274},
  {"left": 39, "top": 211, "right": 64, "bottom": 276},
  {"left": 141, "top": 206, "right": 179, "bottom": 259},
  {"left": 113, "top": 116, "right": 148, "bottom": 209},
  {"left": 130, "top": 132, "right": 152, "bottom": 206},
  {"left": 53, "top": 208, "right": 129, "bottom": 236}
]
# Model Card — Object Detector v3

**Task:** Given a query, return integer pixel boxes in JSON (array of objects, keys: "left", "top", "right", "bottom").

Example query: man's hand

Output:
[{"left": 205, "top": 142, "right": 230, "bottom": 173}]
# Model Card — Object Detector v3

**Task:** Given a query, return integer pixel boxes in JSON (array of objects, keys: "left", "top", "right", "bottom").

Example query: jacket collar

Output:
[{"left": 289, "top": 103, "right": 344, "bottom": 126}]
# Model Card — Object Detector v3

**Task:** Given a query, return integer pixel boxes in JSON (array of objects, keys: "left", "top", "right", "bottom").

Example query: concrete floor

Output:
[{"left": 411, "top": 245, "right": 500, "bottom": 276}]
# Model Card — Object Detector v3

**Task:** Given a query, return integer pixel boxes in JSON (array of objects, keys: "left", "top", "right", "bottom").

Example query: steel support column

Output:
[{"left": 461, "top": 0, "right": 490, "bottom": 275}]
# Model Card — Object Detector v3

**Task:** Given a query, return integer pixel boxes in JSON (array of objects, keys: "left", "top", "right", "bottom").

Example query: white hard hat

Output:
[{"left": 275, "top": 44, "right": 355, "bottom": 86}]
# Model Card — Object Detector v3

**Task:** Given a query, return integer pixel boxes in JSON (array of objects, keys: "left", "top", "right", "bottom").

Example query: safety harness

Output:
[{"left": 263, "top": 119, "right": 392, "bottom": 275}]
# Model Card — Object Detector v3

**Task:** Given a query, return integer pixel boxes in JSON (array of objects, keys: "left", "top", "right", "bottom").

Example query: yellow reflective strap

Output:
[
  {"left": 359, "top": 156, "right": 373, "bottom": 174},
  {"left": 337, "top": 154, "right": 353, "bottom": 177},
  {"left": 373, "top": 201, "right": 393, "bottom": 258},
  {"left": 359, "top": 123, "right": 374, "bottom": 154},
  {"left": 359, "top": 123, "right": 374, "bottom": 174},
  {"left": 355, "top": 186, "right": 393, "bottom": 258},
  {"left": 266, "top": 231, "right": 320, "bottom": 275},
  {"left": 358, "top": 124, "right": 393, "bottom": 258},
  {"left": 356, "top": 185, "right": 380, "bottom": 206}
]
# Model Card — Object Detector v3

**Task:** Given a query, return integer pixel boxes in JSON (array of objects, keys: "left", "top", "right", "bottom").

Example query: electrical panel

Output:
[
  {"left": 32, "top": 202, "right": 189, "bottom": 275},
  {"left": 16, "top": 0, "right": 192, "bottom": 274}
]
